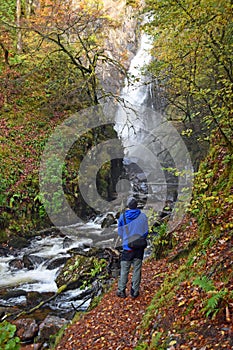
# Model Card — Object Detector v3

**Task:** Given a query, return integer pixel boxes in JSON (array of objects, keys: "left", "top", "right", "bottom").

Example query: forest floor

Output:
[
  {"left": 21, "top": 218, "right": 233, "bottom": 350},
  {"left": 55, "top": 258, "right": 165, "bottom": 350}
]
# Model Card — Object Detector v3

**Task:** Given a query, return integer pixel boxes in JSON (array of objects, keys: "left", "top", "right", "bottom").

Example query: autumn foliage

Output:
[{"left": 0, "top": 0, "right": 127, "bottom": 237}]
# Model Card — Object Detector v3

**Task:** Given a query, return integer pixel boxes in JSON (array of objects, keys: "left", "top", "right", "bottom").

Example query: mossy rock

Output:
[{"left": 55, "top": 255, "right": 107, "bottom": 290}]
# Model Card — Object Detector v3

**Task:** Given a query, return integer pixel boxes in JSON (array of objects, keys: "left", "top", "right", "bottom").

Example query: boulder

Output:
[
  {"left": 55, "top": 254, "right": 97, "bottom": 289},
  {"left": 46, "top": 257, "right": 68, "bottom": 270},
  {"left": 38, "top": 315, "right": 69, "bottom": 343},
  {"left": 13, "top": 318, "right": 39, "bottom": 342},
  {"left": 9, "top": 258, "right": 24, "bottom": 270},
  {"left": 26, "top": 291, "right": 53, "bottom": 308},
  {"left": 0, "top": 246, "right": 10, "bottom": 257},
  {"left": 0, "top": 289, "right": 27, "bottom": 300},
  {"left": 22, "top": 254, "right": 45, "bottom": 269},
  {"left": 63, "top": 236, "right": 74, "bottom": 248},
  {"left": 101, "top": 213, "right": 116, "bottom": 228},
  {"left": 8, "top": 236, "right": 29, "bottom": 249}
]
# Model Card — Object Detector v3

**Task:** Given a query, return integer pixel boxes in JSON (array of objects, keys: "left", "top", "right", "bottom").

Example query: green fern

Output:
[
  {"left": 192, "top": 276, "right": 228, "bottom": 318},
  {"left": 203, "top": 289, "right": 228, "bottom": 318},
  {"left": 193, "top": 276, "right": 215, "bottom": 292}
]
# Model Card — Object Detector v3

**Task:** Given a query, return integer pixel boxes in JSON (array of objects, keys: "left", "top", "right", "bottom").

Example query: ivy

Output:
[{"left": 0, "top": 321, "right": 20, "bottom": 350}]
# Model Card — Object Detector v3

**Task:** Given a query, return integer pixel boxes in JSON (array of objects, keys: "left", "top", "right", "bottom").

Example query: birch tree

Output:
[{"left": 16, "top": 0, "right": 23, "bottom": 52}]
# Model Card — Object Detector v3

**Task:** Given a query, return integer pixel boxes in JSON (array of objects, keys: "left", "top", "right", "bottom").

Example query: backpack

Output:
[{"left": 123, "top": 213, "right": 147, "bottom": 249}]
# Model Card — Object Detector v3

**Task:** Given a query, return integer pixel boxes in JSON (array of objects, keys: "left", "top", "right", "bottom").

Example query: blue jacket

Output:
[{"left": 118, "top": 209, "right": 149, "bottom": 250}]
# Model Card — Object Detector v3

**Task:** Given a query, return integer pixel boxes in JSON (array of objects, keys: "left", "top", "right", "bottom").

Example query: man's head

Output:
[{"left": 127, "top": 197, "right": 138, "bottom": 209}]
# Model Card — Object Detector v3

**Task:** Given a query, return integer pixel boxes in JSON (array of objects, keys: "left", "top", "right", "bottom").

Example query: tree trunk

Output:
[
  {"left": 16, "top": 0, "right": 22, "bottom": 53},
  {"left": 25, "top": 0, "right": 37, "bottom": 18}
]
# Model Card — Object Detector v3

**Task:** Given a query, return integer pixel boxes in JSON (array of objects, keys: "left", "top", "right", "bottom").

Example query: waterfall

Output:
[
  {"left": 115, "top": 33, "right": 153, "bottom": 149},
  {"left": 114, "top": 30, "right": 193, "bottom": 219}
]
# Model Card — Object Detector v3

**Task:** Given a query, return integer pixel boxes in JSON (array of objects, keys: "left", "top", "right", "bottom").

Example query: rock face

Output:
[{"left": 98, "top": 0, "right": 139, "bottom": 93}]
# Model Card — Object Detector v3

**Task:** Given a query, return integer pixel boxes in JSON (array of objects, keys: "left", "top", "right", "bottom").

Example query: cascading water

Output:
[
  {"left": 0, "top": 224, "right": 103, "bottom": 314},
  {"left": 114, "top": 31, "right": 173, "bottom": 206},
  {"left": 115, "top": 33, "right": 153, "bottom": 148},
  {"left": 114, "top": 29, "right": 193, "bottom": 218}
]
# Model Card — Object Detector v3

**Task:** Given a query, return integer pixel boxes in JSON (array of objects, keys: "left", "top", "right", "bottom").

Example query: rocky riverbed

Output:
[{"left": 0, "top": 215, "right": 122, "bottom": 348}]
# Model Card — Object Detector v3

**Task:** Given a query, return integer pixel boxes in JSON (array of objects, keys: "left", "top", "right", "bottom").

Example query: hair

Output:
[{"left": 127, "top": 197, "right": 138, "bottom": 209}]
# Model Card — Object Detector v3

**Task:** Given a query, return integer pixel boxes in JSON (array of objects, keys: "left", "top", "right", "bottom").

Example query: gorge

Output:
[
  {"left": 0, "top": 16, "right": 193, "bottom": 346},
  {"left": 1, "top": 1, "right": 232, "bottom": 349}
]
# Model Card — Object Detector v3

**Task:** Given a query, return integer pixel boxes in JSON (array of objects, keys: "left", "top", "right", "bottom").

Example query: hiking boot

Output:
[
  {"left": 116, "top": 290, "right": 126, "bottom": 298},
  {"left": 131, "top": 292, "right": 139, "bottom": 298},
  {"left": 130, "top": 287, "right": 139, "bottom": 298}
]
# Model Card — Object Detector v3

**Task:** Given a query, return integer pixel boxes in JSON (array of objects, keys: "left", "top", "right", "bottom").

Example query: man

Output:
[{"left": 116, "top": 197, "right": 149, "bottom": 298}]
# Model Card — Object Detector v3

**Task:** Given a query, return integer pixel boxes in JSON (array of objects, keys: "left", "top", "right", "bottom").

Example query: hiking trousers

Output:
[{"left": 118, "top": 257, "right": 142, "bottom": 295}]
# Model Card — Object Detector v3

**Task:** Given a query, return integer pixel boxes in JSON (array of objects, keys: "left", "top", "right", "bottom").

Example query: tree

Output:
[
  {"left": 144, "top": 0, "right": 233, "bottom": 150},
  {"left": 0, "top": 0, "right": 127, "bottom": 105},
  {"left": 0, "top": 0, "right": 16, "bottom": 68},
  {"left": 16, "top": 0, "right": 22, "bottom": 52}
]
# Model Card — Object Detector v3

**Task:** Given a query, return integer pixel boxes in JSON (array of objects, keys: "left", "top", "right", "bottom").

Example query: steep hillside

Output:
[{"left": 135, "top": 134, "right": 233, "bottom": 349}]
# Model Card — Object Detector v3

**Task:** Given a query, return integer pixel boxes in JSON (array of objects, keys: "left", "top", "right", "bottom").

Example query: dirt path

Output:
[{"left": 56, "top": 258, "right": 165, "bottom": 350}]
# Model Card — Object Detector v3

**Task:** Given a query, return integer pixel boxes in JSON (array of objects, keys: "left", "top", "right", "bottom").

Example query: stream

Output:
[{"left": 0, "top": 221, "right": 106, "bottom": 311}]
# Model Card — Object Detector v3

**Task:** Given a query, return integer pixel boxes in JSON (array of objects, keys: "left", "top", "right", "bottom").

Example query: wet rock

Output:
[
  {"left": 36, "top": 227, "right": 61, "bottom": 236},
  {"left": 22, "top": 254, "right": 44, "bottom": 270},
  {"left": 101, "top": 213, "right": 117, "bottom": 228},
  {"left": 38, "top": 315, "right": 69, "bottom": 343},
  {"left": 13, "top": 318, "right": 39, "bottom": 342},
  {"left": 0, "top": 289, "right": 27, "bottom": 300},
  {"left": 46, "top": 257, "right": 68, "bottom": 270},
  {"left": 8, "top": 236, "right": 29, "bottom": 249},
  {"left": 9, "top": 258, "right": 24, "bottom": 270},
  {"left": 26, "top": 291, "right": 53, "bottom": 308},
  {"left": 63, "top": 236, "right": 74, "bottom": 248},
  {"left": 67, "top": 246, "right": 89, "bottom": 255},
  {"left": 55, "top": 247, "right": 119, "bottom": 291},
  {"left": 55, "top": 254, "right": 97, "bottom": 289},
  {"left": 136, "top": 172, "right": 147, "bottom": 182},
  {"left": 0, "top": 246, "right": 10, "bottom": 257},
  {"left": 9, "top": 255, "right": 44, "bottom": 270}
]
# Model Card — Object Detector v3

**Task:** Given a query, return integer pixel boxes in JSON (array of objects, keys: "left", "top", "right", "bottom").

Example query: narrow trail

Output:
[{"left": 56, "top": 257, "right": 166, "bottom": 350}]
